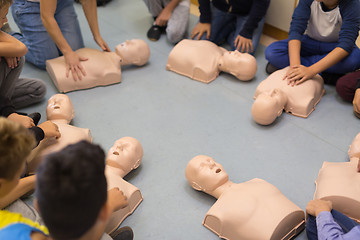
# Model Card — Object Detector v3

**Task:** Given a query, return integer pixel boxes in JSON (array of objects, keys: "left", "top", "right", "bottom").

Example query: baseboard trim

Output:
[{"left": 263, "top": 24, "right": 288, "bottom": 40}]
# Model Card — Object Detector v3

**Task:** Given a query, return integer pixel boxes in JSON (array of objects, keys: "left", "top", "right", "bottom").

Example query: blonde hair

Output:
[
  {"left": 0, "top": 117, "right": 35, "bottom": 180},
  {"left": 0, "top": 0, "right": 12, "bottom": 9}
]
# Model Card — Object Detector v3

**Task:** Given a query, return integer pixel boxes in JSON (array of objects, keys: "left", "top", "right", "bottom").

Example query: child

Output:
[
  {"left": 9, "top": 0, "right": 110, "bottom": 80},
  {"left": 265, "top": 0, "right": 360, "bottom": 87},
  {"left": 0, "top": 117, "right": 49, "bottom": 236},
  {"left": 191, "top": 0, "right": 270, "bottom": 54},
  {"left": 0, "top": 118, "right": 132, "bottom": 240},
  {"left": 0, "top": 0, "right": 47, "bottom": 128},
  {"left": 306, "top": 199, "right": 360, "bottom": 239},
  {"left": 143, "top": 0, "right": 189, "bottom": 43}
]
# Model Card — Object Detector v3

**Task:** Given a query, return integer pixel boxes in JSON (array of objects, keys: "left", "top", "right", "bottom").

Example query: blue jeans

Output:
[
  {"left": 306, "top": 210, "right": 359, "bottom": 240},
  {"left": 265, "top": 35, "right": 360, "bottom": 74},
  {"left": 11, "top": 0, "right": 84, "bottom": 69},
  {"left": 195, "top": 4, "right": 265, "bottom": 54}
]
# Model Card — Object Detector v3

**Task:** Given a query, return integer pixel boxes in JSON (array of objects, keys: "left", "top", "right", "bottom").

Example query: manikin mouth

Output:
[
  {"left": 216, "top": 168, "right": 221, "bottom": 173},
  {"left": 54, "top": 106, "right": 60, "bottom": 109},
  {"left": 113, "top": 151, "right": 119, "bottom": 155}
]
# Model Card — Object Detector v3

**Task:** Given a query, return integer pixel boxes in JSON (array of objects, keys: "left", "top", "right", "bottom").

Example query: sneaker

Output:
[
  {"left": 265, "top": 62, "right": 279, "bottom": 75},
  {"left": 111, "top": 226, "right": 133, "bottom": 240},
  {"left": 353, "top": 88, "right": 360, "bottom": 119},
  {"left": 321, "top": 72, "right": 344, "bottom": 86},
  {"left": 1, "top": 22, "right": 12, "bottom": 33},
  {"left": 147, "top": 24, "right": 163, "bottom": 41}
]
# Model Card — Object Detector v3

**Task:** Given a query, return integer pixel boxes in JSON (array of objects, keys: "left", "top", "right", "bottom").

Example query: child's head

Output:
[
  {"left": 35, "top": 140, "right": 108, "bottom": 239},
  {"left": 0, "top": 0, "right": 12, "bottom": 26},
  {"left": 0, "top": 117, "right": 35, "bottom": 198}
]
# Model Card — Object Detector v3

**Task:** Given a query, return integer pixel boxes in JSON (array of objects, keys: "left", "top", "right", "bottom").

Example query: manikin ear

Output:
[
  {"left": 133, "top": 159, "right": 141, "bottom": 169},
  {"left": 191, "top": 182, "right": 202, "bottom": 191}
]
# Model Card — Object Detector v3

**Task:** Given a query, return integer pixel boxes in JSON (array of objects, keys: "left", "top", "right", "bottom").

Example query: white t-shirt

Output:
[{"left": 305, "top": 1, "right": 342, "bottom": 42}]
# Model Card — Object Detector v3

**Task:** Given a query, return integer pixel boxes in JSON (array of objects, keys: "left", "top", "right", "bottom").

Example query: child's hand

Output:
[
  {"left": 156, "top": 8, "right": 172, "bottom": 26},
  {"left": 108, "top": 187, "right": 128, "bottom": 212},
  {"left": 234, "top": 35, "right": 253, "bottom": 53},
  {"left": 191, "top": 23, "right": 211, "bottom": 40},
  {"left": 284, "top": 65, "right": 315, "bottom": 86},
  {"left": 38, "top": 121, "right": 61, "bottom": 139},
  {"left": 306, "top": 199, "right": 332, "bottom": 217},
  {"left": 4, "top": 56, "right": 20, "bottom": 69},
  {"left": 64, "top": 50, "right": 88, "bottom": 81},
  {"left": 7, "top": 113, "right": 35, "bottom": 128},
  {"left": 94, "top": 35, "right": 110, "bottom": 52}
]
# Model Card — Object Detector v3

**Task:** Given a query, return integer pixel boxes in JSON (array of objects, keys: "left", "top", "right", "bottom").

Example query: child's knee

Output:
[
  {"left": 166, "top": 28, "right": 184, "bottom": 44},
  {"left": 336, "top": 75, "right": 356, "bottom": 102}
]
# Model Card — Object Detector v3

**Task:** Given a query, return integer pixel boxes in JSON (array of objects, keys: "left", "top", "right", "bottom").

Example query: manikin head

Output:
[
  {"left": 115, "top": 39, "right": 150, "bottom": 66},
  {"left": 46, "top": 94, "right": 75, "bottom": 123},
  {"left": 106, "top": 137, "right": 143, "bottom": 174},
  {"left": 218, "top": 51, "right": 257, "bottom": 81},
  {"left": 185, "top": 155, "right": 229, "bottom": 194},
  {"left": 252, "top": 89, "right": 288, "bottom": 125},
  {"left": 348, "top": 133, "right": 360, "bottom": 159}
]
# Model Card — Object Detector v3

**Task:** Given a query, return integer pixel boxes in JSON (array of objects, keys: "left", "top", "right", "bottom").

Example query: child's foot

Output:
[
  {"left": 111, "top": 226, "right": 133, "bottom": 240},
  {"left": 1, "top": 22, "right": 12, "bottom": 33},
  {"left": 147, "top": 23, "right": 163, "bottom": 41},
  {"left": 265, "top": 62, "right": 279, "bottom": 74}
]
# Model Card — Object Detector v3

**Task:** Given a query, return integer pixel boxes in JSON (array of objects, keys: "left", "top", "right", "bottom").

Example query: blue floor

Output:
[{"left": 8, "top": 0, "right": 360, "bottom": 239}]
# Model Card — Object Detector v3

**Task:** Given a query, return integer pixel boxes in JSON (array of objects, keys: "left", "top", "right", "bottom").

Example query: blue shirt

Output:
[
  {"left": 198, "top": 0, "right": 270, "bottom": 39},
  {"left": 317, "top": 211, "right": 360, "bottom": 239},
  {"left": 0, "top": 223, "right": 47, "bottom": 240},
  {"left": 289, "top": 0, "right": 360, "bottom": 53}
]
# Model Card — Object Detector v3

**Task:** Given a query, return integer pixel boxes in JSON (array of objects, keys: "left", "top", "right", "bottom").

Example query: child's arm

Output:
[
  {"left": 155, "top": 0, "right": 181, "bottom": 27},
  {"left": 40, "top": 0, "right": 87, "bottom": 81},
  {"left": 80, "top": 0, "right": 110, "bottom": 52},
  {"left": 0, "top": 31, "right": 27, "bottom": 57},
  {"left": 285, "top": 46, "right": 349, "bottom": 86},
  {"left": 0, "top": 175, "right": 36, "bottom": 209}
]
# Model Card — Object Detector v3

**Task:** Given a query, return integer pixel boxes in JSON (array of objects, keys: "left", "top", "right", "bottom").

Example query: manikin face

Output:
[
  {"left": 46, "top": 94, "right": 74, "bottom": 121},
  {"left": 252, "top": 89, "right": 286, "bottom": 125},
  {"left": 185, "top": 155, "right": 229, "bottom": 192},
  {"left": 218, "top": 51, "right": 257, "bottom": 80},
  {"left": 115, "top": 39, "right": 150, "bottom": 66},
  {"left": 107, "top": 137, "right": 143, "bottom": 173}
]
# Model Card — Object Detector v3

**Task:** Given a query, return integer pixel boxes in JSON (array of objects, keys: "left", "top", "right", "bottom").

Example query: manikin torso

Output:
[
  {"left": 167, "top": 39, "right": 225, "bottom": 83},
  {"left": 314, "top": 133, "right": 360, "bottom": 222},
  {"left": 39, "top": 119, "right": 92, "bottom": 156},
  {"left": 32, "top": 94, "right": 92, "bottom": 171},
  {"left": 185, "top": 156, "right": 305, "bottom": 240},
  {"left": 46, "top": 49, "right": 122, "bottom": 93},
  {"left": 103, "top": 137, "right": 143, "bottom": 234},
  {"left": 204, "top": 179, "right": 304, "bottom": 240},
  {"left": 254, "top": 67, "right": 325, "bottom": 118}
]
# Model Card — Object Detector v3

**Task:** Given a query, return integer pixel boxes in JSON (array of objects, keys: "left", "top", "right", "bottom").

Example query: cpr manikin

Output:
[
  {"left": 185, "top": 155, "right": 305, "bottom": 240},
  {"left": 105, "top": 137, "right": 144, "bottom": 234},
  {"left": 46, "top": 39, "right": 151, "bottom": 93},
  {"left": 252, "top": 67, "right": 325, "bottom": 125},
  {"left": 31, "top": 94, "right": 92, "bottom": 171},
  {"left": 313, "top": 132, "right": 360, "bottom": 222},
  {"left": 166, "top": 39, "right": 257, "bottom": 83}
]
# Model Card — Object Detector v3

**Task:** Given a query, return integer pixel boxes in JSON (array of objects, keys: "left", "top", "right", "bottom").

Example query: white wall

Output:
[{"left": 265, "top": 0, "right": 296, "bottom": 32}]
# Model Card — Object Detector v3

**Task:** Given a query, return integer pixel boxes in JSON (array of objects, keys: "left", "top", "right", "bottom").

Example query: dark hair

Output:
[
  {"left": 35, "top": 141, "right": 107, "bottom": 239},
  {"left": 0, "top": 117, "right": 35, "bottom": 180}
]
